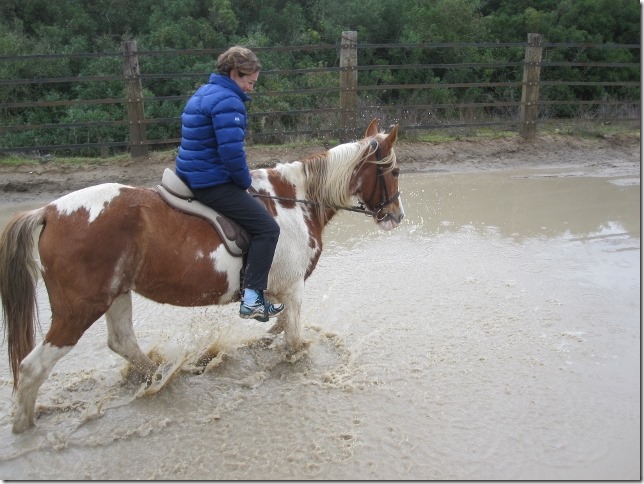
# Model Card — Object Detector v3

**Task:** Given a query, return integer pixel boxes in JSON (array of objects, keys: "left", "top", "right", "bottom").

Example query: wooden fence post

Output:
[
  {"left": 340, "top": 31, "right": 358, "bottom": 141},
  {"left": 519, "top": 33, "right": 543, "bottom": 140},
  {"left": 122, "top": 40, "right": 148, "bottom": 158}
]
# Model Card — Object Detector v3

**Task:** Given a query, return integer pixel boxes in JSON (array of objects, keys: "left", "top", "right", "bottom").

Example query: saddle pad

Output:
[{"left": 156, "top": 169, "right": 250, "bottom": 257}]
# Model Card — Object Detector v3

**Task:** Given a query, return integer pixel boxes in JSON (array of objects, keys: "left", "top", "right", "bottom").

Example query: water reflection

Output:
[
  {"left": 325, "top": 170, "right": 640, "bottom": 244},
  {"left": 413, "top": 171, "right": 639, "bottom": 239}
]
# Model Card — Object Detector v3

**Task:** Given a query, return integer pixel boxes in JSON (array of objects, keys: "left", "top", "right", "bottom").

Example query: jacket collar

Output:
[{"left": 209, "top": 73, "right": 250, "bottom": 102}]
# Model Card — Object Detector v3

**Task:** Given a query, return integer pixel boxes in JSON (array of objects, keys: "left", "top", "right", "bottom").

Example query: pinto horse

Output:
[{"left": 0, "top": 119, "right": 404, "bottom": 433}]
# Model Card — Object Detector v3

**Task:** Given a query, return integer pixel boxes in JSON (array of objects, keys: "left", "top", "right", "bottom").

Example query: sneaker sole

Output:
[
  {"left": 240, "top": 309, "right": 283, "bottom": 322},
  {"left": 240, "top": 312, "right": 269, "bottom": 322}
]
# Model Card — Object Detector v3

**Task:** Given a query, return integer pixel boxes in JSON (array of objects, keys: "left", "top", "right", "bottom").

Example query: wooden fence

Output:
[{"left": 0, "top": 33, "right": 639, "bottom": 157}]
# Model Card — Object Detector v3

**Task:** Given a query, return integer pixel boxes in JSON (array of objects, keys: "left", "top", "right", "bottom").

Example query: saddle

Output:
[{"left": 156, "top": 168, "right": 250, "bottom": 257}]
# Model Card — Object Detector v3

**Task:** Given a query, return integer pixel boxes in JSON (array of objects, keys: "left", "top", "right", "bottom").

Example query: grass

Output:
[
  {"left": 0, "top": 152, "right": 132, "bottom": 167},
  {"left": 537, "top": 118, "right": 641, "bottom": 139},
  {"left": 412, "top": 127, "right": 517, "bottom": 143},
  {"left": 408, "top": 118, "right": 639, "bottom": 144}
]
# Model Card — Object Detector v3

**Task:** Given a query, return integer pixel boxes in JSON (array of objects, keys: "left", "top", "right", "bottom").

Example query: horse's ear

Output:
[
  {"left": 365, "top": 118, "right": 379, "bottom": 137},
  {"left": 385, "top": 125, "right": 399, "bottom": 145}
]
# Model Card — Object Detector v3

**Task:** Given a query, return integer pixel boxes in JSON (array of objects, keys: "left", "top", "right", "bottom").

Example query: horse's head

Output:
[{"left": 353, "top": 119, "right": 405, "bottom": 231}]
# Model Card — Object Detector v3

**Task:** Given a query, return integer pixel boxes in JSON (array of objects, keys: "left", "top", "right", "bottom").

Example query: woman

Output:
[{"left": 175, "top": 46, "right": 283, "bottom": 323}]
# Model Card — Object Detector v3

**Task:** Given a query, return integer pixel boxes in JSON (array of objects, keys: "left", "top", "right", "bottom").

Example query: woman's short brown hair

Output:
[{"left": 216, "top": 46, "right": 261, "bottom": 77}]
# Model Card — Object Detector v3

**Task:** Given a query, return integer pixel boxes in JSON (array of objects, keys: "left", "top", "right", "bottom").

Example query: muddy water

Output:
[{"left": 0, "top": 167, "right": 639, "bottom": 480}]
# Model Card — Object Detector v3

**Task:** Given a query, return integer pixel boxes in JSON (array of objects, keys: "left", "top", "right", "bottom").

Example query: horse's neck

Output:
[
  {"left": 267, "top": 143, "right": 361, "bottom": 227},
  {"left": 267, "top": 161, "right": 306, "bottom": 197},
  {"left": 305, "top": 144, "right": 359, "bottom": 204}
]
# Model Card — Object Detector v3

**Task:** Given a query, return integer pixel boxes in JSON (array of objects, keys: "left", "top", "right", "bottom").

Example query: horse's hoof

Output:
[
  {"left": 123, "top": 366, "right": 154, "bottom": 387},
  {"left": 250, "top": 334, "right": 276, "bottom": 348},
  {"left": 287, "top": 338, "right": 312, "bottom": 355},
  {"left": 142, "top": 371, "right": 163, "bottom": 388},
  {"left": 12, "top": 417, "right": 34, "bottom": 434}
]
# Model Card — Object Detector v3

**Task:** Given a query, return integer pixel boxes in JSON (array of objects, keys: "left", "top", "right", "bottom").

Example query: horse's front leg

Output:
[{"left": 268, "top": 280, "right": 306, "bottom": 351}]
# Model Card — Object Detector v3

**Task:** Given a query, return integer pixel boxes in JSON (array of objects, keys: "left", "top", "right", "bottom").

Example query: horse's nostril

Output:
[{"left": 392, "top": 212, "right": 404, "bottom": 223}]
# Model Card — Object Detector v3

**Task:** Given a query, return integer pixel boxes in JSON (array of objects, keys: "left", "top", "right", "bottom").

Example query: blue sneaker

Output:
[{"left": 239, "top": 291, "right": 284, "bottom": 322}]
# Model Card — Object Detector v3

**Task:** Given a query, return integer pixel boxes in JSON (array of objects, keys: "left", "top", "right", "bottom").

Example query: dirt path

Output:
[{"left": 0, "top": 133, "right": 639, "bottom": 204}]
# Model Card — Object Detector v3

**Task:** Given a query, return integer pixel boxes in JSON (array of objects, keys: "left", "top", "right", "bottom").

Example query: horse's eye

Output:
[{"left": 392, "top": 167, "right": 400, "bottom": 178}]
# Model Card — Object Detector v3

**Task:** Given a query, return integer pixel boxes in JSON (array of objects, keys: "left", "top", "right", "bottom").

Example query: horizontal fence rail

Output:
[{"left": 0, "top": 34, "right": 639, "bottom": 156}]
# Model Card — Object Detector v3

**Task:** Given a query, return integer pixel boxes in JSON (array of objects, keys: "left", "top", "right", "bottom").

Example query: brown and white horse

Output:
[{"left": 0, "top": 119, "right": 404, "bottom": 433}]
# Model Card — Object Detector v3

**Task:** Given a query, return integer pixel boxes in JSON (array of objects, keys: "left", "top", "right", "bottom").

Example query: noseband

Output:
[{"left": 250, "top": 138, "right": 400, "bottom": 218}]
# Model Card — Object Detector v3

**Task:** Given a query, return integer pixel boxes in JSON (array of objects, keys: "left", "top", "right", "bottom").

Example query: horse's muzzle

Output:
[{"left": 377, "top": 211, "right": 404, "bottom": 231}]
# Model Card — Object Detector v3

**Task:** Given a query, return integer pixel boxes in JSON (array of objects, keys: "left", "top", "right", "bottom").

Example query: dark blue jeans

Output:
[{"left": 193, "top": 183, "right": 280, "bottom": 291}]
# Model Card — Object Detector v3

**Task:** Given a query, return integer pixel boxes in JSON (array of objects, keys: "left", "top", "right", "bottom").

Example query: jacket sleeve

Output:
[{"left": 211, "top": 96, "right": 252, "bottom": 189}]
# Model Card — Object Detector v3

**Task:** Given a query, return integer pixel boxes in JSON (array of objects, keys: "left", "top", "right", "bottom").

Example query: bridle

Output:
[
  {"left": 250, "top": 138, "right": 400, "bottom": 219},
  {"left": 361, "top": 139, "right": 401, "bottom": 219}
]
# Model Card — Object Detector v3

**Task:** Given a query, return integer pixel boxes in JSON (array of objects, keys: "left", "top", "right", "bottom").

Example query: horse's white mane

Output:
[{"left": 300, "top": 133, "right": 396, "bottom": 218}]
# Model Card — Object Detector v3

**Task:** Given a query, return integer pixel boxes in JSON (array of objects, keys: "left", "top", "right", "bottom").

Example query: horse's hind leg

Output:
[
  {"left": 12, "top": 342, "right": 72, "bottom": 433},
  {"left": 105, "top": 292, "right": 158, "bottom": 381}
]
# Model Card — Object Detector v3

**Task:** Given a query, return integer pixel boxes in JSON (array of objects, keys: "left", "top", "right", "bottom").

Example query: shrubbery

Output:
[{"left": 0, "top": 0, "right": 639, "bottom": 154}]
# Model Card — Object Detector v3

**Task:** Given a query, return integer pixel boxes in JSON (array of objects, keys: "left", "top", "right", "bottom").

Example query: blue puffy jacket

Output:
[{"left": 175, "top": 74, "right": 252, "bottom": 190}]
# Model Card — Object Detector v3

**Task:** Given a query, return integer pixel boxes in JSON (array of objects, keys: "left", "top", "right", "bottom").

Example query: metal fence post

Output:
[
  {"left": 122, "top": 40, "right": 148, "bottom": 158},
  {"left": 340, "top": 31, "right": 358, "bottom": 141},
  {"left": 519, "top": 33, "right": 543, "bottom": 140}
]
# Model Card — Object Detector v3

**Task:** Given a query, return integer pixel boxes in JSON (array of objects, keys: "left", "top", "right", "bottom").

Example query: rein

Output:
[
  {"left": 250, "top": 189, "right": 378, "bottom": 216},
  {"left": 250, "top": 139, "right": 400, "bottom": 219}
]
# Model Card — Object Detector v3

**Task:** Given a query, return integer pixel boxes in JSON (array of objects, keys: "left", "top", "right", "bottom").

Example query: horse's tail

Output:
[{"left": 0, "top": 207, "right": 46, "bottom": 389}]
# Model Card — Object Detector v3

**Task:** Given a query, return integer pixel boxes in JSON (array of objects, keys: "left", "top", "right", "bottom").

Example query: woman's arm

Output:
[{"left": 212, "top": 96, "right": 252, "bottom": 189}]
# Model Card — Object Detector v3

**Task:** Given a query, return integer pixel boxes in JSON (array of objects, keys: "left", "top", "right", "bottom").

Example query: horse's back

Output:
[
  {"left": 39, "top": 183, "right": 240, "bottom": 307},
  {"left": 41, "top": 184, "right": 155, "bottom": 268}
]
